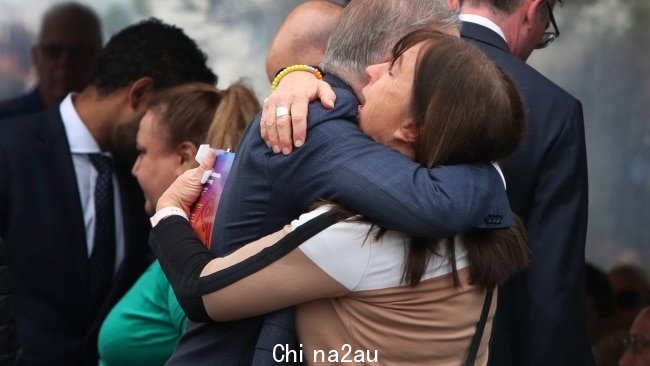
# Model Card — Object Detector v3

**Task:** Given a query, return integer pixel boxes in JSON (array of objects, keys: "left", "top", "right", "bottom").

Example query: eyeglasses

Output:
[
  {"left": 536, "top": 1, "right": 561, "bottom": 49},
  {"left": 36, "top": 44, "right": 97, "bottom": 61},
  {"left": 622, "top": 335, "right": 650, "bottom": 356}
]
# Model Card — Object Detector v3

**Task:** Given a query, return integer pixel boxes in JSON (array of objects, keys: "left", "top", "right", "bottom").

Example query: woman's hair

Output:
[
  {"left": 207, "top": 82, "right": 261, "bottom": 150},
  {"left": 394, "top": 29, "right": 528, "bottom": 289},
  {"left": 147, "top": 81, "right": 260, "bottom": 151}
]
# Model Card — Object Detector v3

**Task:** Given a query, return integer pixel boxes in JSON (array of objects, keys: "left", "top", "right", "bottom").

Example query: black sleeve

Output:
[{"left": 149, "top": 211, "right": 341, "bottom": 322}]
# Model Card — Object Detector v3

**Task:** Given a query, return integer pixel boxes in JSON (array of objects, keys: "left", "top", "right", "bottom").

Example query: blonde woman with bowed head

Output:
[{"left": 98, "top": 82, "right": 259, "bottom": 366}]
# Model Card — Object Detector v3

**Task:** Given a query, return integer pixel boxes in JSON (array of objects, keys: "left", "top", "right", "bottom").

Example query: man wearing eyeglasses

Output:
[
  {"left": 446, "top": 0, "right": 593, "bottom": 365},
  {"left": 619, "top": 307, "right": 650, "bottom": 366},
  {"left": 0, "top": 2, "right": 102, "bottom": 121}
]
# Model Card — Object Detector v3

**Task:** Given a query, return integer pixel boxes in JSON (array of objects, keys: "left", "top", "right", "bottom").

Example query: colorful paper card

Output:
[{"left": 189, "top": 149, "right": 235, "bottom": 249}]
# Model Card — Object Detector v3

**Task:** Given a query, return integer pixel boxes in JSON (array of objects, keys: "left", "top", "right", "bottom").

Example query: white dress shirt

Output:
[
  {"left": 460, "top": 13, "right": 508, "bottom": 44},
  {"left": 59, "top": 93, "right": 125, "bottom": 273}
]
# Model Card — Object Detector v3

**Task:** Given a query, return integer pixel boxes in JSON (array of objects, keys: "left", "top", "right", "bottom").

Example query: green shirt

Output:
[{"left": 98, "top": 261, "right": 187, "bottom": 366}]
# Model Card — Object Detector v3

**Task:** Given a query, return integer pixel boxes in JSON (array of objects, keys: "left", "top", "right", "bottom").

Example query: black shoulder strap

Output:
[
  {"left": 195, "top": 210, "right": 342, "bottom": 294},
  {"left": 465, "top": 287, "right": 494, "bottom": 366}
]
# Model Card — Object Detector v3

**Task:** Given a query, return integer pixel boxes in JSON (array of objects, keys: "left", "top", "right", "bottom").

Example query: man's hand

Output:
[
  {"left": 156, "top": 149, "right": 216, "bottom": 214},
  {"left": 261, "top": 71, "right": 336, "bottom": 155}
]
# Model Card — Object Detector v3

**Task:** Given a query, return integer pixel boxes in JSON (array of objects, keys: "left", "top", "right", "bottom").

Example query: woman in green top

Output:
[{"left": 98, "top": 82, "right": 259, "bottom": 366}]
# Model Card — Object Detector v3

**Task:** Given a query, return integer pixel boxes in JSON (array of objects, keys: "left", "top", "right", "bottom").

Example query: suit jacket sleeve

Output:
[
  {"left": 267, "top": 116, "right": 513, "bottom": 238},
  {"left": 525, "top": 100, "right": 590, "bottom": 363}
]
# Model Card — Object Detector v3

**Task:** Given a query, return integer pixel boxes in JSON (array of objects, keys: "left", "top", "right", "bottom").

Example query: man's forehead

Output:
[{"left": 39, "top": 17, "right": 99, "bottom": 46}]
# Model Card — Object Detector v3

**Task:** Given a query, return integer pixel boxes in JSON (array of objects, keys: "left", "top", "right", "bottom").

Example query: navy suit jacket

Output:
[
  {"left": 0, "top": 108, "right": 151, "bottom": 365},
  {"left": 0, "top": 87, "right": 44, "bottom": 121},
  {"left": 461, "top": 22, "right": 594, "bottom": 366},
  {"left": 0, "top": 235, "right": 23, "bottom": 365},
  {"left": 167, "top": 75, "right": 515, "bottom": 365}
]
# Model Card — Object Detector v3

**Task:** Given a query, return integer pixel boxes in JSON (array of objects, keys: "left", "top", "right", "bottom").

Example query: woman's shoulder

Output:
[
  {"left": 290, "top": 205, "right": 373, "bottom": 249},
  {"left": 289, "top": 206, "right": 374, "bottom": 290},
  {"left": 290, "top": 206, "right": 410, "bottom": 291},
  {"left": 290, "top": 205, "right": 337, "bottom": 228}
]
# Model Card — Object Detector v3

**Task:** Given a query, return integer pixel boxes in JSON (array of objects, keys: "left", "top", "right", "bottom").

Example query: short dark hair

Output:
[
  {"left": 91, "top": 18, "right": 217, "bottom": 95},
  {"left": 462, "top": 0, "right": 559, "bottom": 14},
  {"left": 463, "top": 0, "right": 523, "bottom": 14}
]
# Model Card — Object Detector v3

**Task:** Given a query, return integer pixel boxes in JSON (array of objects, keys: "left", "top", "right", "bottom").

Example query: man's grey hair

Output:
[{"left": 321, "top": 0, "right": 460, "bottom": 90}]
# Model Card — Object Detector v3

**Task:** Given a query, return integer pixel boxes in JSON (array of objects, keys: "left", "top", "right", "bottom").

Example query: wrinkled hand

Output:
[
  {"left": 261, "top": 71, "right": 336, "bottom": 155},
  {"left": 156, "top": 149, "right": 216, "bottom": 214}
]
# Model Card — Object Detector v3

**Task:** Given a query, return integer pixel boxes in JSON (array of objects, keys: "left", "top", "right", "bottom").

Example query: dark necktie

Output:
[{"left": 88, "top": 153, "right": 116, "bottom": 307}]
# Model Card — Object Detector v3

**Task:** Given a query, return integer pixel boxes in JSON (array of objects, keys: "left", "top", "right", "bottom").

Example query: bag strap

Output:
[{"left": 464, "top": 286, "right": 494, "bottom": 366}]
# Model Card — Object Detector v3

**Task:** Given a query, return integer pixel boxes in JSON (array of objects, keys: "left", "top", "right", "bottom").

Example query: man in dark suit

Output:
[
  {"left": 0, "top": 18, "right": 216, "bottom": 365},
  {"left": 166, "top": 1, "right": 515, "bottom": 365},
  {"left": 0, "top": 2, "right": 102, "bottom": 121},
  {"left": 0, "top": 236, "right": 23, "bottom": 365},
  {"left": 449, "top": 0, "right": 594, "bottom": 364}
]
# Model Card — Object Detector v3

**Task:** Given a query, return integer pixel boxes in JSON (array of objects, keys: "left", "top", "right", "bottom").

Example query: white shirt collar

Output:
[
  {"left": 460, "top": 14, "right": 508, "bottom": 44},
  {"left": 59, "top": 93, "right": 102, "bottom": 154},
  {"left": 491, "top": 162, "right": 507, "bottom": 190}
]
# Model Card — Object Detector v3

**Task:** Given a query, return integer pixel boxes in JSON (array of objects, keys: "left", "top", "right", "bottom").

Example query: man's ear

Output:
[
  {"left": 447, "top": 0, "right": 461, "bottom": 10},
  {"left": 176, "top": 141, "right": 199, "bottom": 172},
  {"left": 128, "top": 77, "right": 155, "bottom": 110},
  {"left": 394, "top": 119, "right": 418, "bottom": 143},
  {"left": 524, "top": 0, "right": 546, "bottom": 30}
]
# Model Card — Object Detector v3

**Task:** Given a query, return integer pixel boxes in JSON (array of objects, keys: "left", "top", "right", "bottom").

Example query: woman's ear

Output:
[
  {"left": 395, "top": 118, "right": 418, "bottom": 143},
  {"left": 176, "top": 141, "right": 199, "bottom": 172}
]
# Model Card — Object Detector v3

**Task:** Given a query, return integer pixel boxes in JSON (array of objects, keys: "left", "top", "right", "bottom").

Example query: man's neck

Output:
[
  {"left": 73, "top": 88, "right": 118, "bottom": 152},
  {"left": 460, "top": 14, "right": 507, "bottom": 43},
  {"left": 325, "top": 67, "right": 365, "bottom": 103},
  {"left": 460, "top": 5, "right": 517, "bottom": 50}
]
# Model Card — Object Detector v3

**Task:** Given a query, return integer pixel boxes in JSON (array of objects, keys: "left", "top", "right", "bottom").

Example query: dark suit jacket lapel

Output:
[
  {"left": 38, "top": 108, "right": 90, "bottom": 280},
  {"left": 37, "top": 109, "right": 142, "bottom": 316}
]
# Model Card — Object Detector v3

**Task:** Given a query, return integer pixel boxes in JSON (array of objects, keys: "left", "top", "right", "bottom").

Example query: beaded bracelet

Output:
[{"left": 271, "top": 64, "right": 323, "bottom": 91}]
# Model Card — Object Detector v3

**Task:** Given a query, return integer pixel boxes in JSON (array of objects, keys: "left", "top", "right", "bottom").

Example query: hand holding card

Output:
[{"left": 188, "top": 145, "right": 235, "bottom": 249}]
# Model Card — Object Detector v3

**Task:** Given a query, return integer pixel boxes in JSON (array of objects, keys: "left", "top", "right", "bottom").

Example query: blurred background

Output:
[{"left": 0, "top": 0, "right": 648, "bottom": 271}]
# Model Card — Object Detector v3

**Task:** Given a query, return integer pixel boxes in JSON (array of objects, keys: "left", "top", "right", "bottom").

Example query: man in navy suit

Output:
[
  {"left": 166, "top": 1, "right": 515, "bottom": 365},
  {"left": 0, "top": 18, "right": 216, "bottom": 365},
  {"left": 448, "top": 0, "right": 593, "bottom": 364}
]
